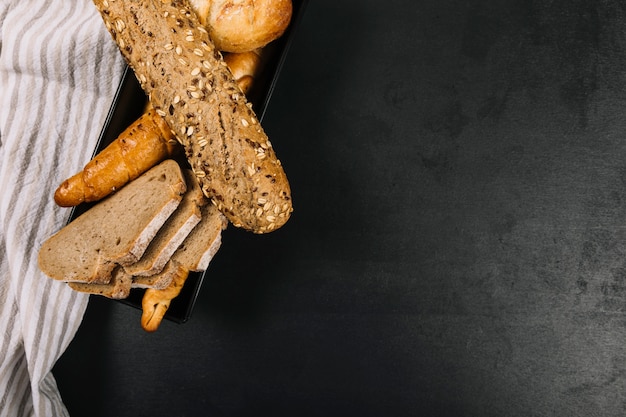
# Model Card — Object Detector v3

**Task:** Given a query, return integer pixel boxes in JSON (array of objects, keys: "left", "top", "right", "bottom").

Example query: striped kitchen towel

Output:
[{"left": 0, "top": 0, "right": 125, "bottom": 415}]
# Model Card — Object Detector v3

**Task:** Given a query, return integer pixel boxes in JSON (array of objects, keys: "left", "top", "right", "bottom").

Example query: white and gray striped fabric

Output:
[{"left": 0, "top": 0, "right": 125, "bottom": 415}]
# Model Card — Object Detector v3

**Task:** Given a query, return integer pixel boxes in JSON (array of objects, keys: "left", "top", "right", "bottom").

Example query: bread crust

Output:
[
  {"left": 54, "top": 108, "right": 179, "bottom": 207},
  {"left": 68, "top": 267, "right": 132, "bottom": 299},
  {"left": 93, "top": 0, "right": 292, "bottom": 234},
  {"left": 189, "top": 0, "right": 293, "bottom": 53},
  {"left": 141, "top": 264, "right": 189, "bottom": 332},
  {"left": 223, "top": 49, "right": 263, "bottom": 94},
  {"left": 139, "top": 202, "right": 226, "bottom": 331}
]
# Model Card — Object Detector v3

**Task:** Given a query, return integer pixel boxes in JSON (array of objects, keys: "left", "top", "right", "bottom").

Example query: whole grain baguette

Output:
[
  {"left": 54, "top": 108, "right": 179, "bottom": 207},
  {"left": 92, "top": 0, "right": 292, "bottom": 234},
  {"left": 55, "top": 46, "right": 258, "bottom": 208}
]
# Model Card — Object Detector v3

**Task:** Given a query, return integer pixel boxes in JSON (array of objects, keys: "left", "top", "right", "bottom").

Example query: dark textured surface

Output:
[{"left": 54, "top": 1, "right": 626, "bottom": 415}]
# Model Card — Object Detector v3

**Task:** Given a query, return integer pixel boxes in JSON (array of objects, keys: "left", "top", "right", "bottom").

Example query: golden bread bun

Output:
[
  {"left": 187, "top": 0, "right": 211, "bottom": 24},
  {"left": 188, "top": 0, "right": 293, "bottom": 53},
  {"left": 223, "top": 49, "right": 263, "bottom": 94}
]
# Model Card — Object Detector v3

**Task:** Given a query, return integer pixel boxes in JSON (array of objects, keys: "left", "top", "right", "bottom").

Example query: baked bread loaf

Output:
[
  {"left": 123, "top": 169, "right": 204, "bottom": 277},
  {"left": 141, "top": 202, "right": 227, "bottom": 331},
  {"left": 38, "top": 160, "right": 186, "bottom": 284},
  {"left": 188, "top": 0, "right": 293, "bottom": 53},
  {"left": 222, "top": 49, "right": 263, "bottom": 94},
  {"left": 54, "top": 108, "right": 179, "bottom": 207},
  {"left": 93, "top": 0, "right": 293, "bottom": 234},
  {"left": 54, "top": 49, "right": 264, "bottom": 208}
]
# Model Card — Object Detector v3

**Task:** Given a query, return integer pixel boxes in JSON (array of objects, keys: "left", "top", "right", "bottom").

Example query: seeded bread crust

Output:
[{"left": 92, "top": 0, "right": 293, "bottom": 234}]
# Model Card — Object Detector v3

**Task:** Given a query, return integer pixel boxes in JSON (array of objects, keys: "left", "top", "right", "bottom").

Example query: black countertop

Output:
[{"left": 54, "top": 1, "right": 626, "bottom": 416}]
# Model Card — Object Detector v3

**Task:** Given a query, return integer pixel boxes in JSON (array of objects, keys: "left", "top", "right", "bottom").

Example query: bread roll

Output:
[
  {"left": 223, "top": 49, "right": 263, "bottom": 94},
  {"left": 54, "top": 108, "right": 179, "bottom": 207},
  {"left": 188, "top": 0, "right": 293, "bottom": 53},
  {"left": 93, "top": 0, "right": 293, "bottom": 234}
]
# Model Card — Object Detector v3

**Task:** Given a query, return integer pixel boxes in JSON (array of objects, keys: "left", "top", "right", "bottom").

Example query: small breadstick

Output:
[
  {"left": 140, "top": 265, "right": 189, "bottom": 332},
  {"left": 54, "top": 108, "right": 179, "bottom": 207}
]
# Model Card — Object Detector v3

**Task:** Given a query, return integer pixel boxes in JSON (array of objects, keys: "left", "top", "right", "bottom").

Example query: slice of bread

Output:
[
  {"left": 139, "top": 204, "right": 228, "bottom": 331},
  {"left": 171, "top": 202, "right": 228, "bottom": 272},
  {"left": 123, "top": 170, "right": 205, "bottom": 277},
  {"left": 131, "top": 259, "right": 179, "bottom": 290},
  {"left": 38, "top": 159, "right": 186, "bottom": 284},
  {"left": 68, "top": 266, "right": 132, "bottom": 299},
  {"left": 131, "top": 203, "right": 227, "bottom": 289}
]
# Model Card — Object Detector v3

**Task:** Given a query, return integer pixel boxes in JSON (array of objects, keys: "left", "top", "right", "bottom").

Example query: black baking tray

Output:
[{"left": 68, "top": 0, "right": 307, "bottom": 324}]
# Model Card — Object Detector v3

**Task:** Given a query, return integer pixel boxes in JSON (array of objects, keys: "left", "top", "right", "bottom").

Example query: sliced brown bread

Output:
[
  {"left": 38, "top": 159, "right": 186, "bottom": 284},
  {"left": 123, "top": 170, "right": 205, "bottom": 277},
  {"left": 132, "top": 203, "right": 227, "bottom": 290},
  {"left": 131, "top": 259, "right": 179, "bottom": 290},
  {"left": 170, "top": 202, "right": 228, "bottom": 272},
  {"left": 139, "top": 203, "right": 228, "bottom": 331},
  {"left": 68, "top": 266, "right": 132, "bottom": 299}
]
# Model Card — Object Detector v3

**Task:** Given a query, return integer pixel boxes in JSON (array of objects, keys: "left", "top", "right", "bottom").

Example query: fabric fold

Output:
[{"left": 0, "top": 0, "right": 126, "bottom": 415}]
